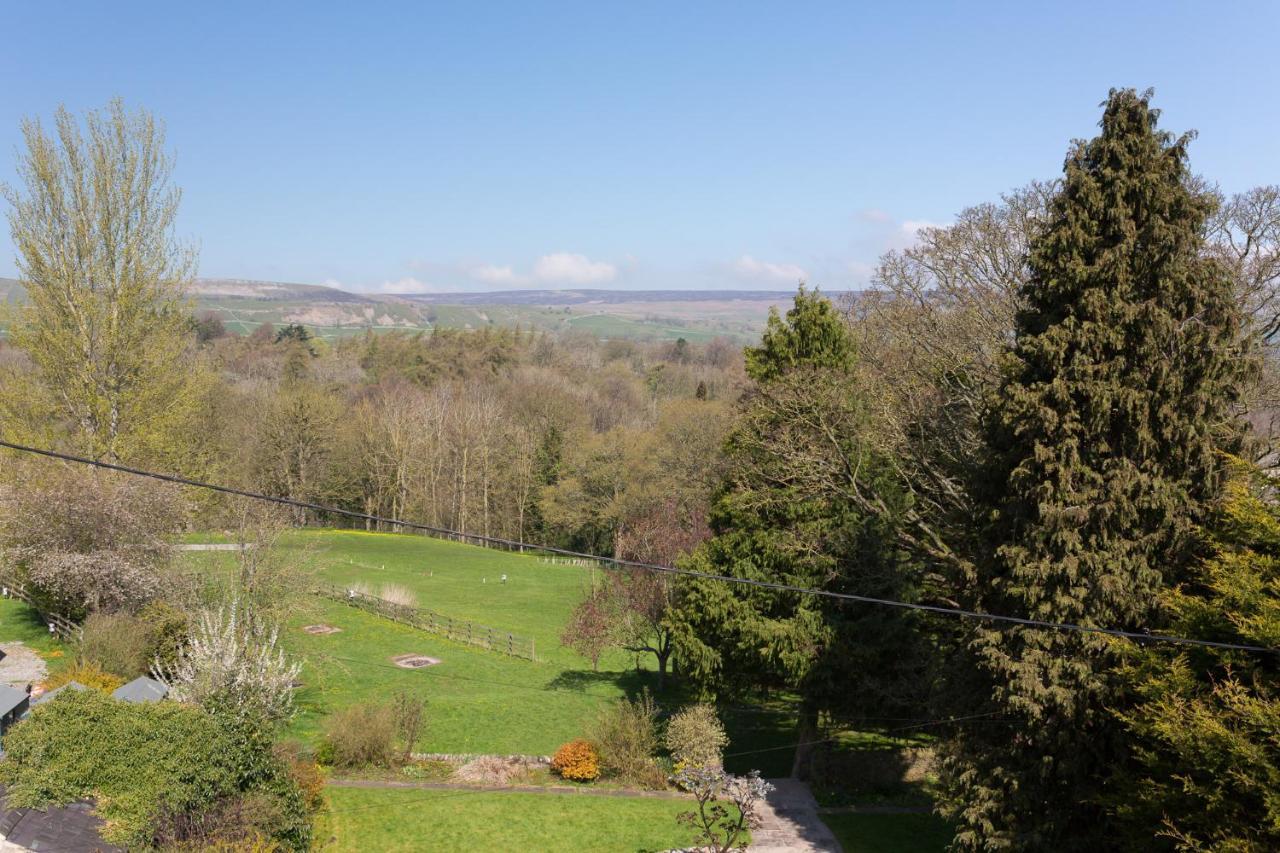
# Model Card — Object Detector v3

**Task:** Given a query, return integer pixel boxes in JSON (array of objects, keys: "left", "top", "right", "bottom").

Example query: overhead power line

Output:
[{"left": 0, "top": 439, "right": 1274, "bottom": 655}]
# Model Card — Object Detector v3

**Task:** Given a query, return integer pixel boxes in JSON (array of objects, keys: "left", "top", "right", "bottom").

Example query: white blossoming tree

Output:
[{"left": 155, "top": 600, "right": 300, "bottom": 724}]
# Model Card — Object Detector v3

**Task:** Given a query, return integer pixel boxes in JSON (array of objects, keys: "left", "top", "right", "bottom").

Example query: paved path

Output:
[{"left": 751, "top": 778, "right": 842, "bottom": 853}]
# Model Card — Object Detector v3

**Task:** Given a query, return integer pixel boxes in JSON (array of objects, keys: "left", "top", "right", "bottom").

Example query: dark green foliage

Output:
[
  {"left": 670, "top": 289, "right": 926, "bottom": 775},
  {"left": 273, "top": 323, "right": 312, "bottom": 346},
  {"left": 743, "top": 285, "right": 855, "bottom": 382},
  {"left": 0, "top": 690, "right": 311, "bottom": 850},
  {"left": 1113, "top": 462, "right": 1280, "bottom": 850},
  {"left": 942, "top": 89, "right": 1249, "bottom": 850}
]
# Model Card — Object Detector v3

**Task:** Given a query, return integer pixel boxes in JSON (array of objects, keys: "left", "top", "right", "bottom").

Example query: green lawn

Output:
[
  {"left": 0, "top": 594, "right": 72, "bottom": 669},
  {"left": 317, "top": 787, "right": 705, "bottom": 853},
  {"left": 822, "top": 813, "right": 954, "bottom": 852},
  {"left": 284, "top": 597, "right": 645, "bottom": 754}
]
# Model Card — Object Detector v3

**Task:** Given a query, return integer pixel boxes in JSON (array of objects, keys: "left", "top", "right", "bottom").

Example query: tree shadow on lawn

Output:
[{"left": 543, "top": 668, "right": 657, "bottom": 695}]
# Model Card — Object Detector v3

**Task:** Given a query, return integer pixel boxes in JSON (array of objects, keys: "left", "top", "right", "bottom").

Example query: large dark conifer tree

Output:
[
  {"left": 669, "top": 287, "right": 927, "bottom": 777},
  {"left": 942, "top": 89, "right": 1248, "bottom": 850}
]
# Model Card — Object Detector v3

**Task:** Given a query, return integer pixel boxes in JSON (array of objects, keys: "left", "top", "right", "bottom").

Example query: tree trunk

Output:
[{"left": 790, "top": 700, "right": 820, "bottom": 780}]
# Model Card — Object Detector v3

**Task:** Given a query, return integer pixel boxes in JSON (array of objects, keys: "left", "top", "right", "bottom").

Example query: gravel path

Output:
[{"left": 0, "top": 643, "right": 46, "bottom": 688}]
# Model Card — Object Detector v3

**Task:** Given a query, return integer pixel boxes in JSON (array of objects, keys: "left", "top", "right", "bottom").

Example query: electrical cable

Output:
[{"left": 0, "top": 439, "right": 1273, "bottom": 654}]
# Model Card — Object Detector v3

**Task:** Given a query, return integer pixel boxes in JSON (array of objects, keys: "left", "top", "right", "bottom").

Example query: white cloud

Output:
[
  {"left": 857, "top": 208, "right": 892, "bottom": 223},
  {"left": 371, "top": 277, "right": 446, "bottom": 294},
  {"left": 470, "top": 264, "right": 531, "bottom": 286},
  {"left": 532, "top": 252, "right": 617, "bottom": 285},
  {"left": 732, "top": 255, "right": 808, "bottom": 283},
  {"left": 900, "top": 219, "right": 943, "bottom": 236}
]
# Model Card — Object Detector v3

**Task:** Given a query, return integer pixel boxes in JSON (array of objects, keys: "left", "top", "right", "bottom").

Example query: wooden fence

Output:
[
  {"left": 0, "top": 570, "right": 83, "bottom": 640},
  {"left": 316, "top": 585, "right": 536, "bottom": 662}
]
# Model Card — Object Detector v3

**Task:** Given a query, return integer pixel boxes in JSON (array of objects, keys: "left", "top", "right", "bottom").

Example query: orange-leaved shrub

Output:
[{"left": 551, "top": 739, "right": 600, "bottom": 782}]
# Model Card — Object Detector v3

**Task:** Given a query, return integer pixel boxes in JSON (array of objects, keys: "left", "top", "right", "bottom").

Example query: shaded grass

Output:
[
  {"left": 821, "top": 813, "right": 954, "bottom": 852},
  {"left": 317, "top": 786, "right": 705, "bottom": 853}
]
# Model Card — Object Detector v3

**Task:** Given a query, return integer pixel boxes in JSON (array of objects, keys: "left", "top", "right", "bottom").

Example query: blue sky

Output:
[{"left": 2, "top": 1, "right": 1278, "bottom": 293}]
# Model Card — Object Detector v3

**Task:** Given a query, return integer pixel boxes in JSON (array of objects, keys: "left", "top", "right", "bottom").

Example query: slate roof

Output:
[
  {"left": 0, "top": 784, "right": 122, "bottom": 852},
  {"left": 32, "top": 681, "right": 89, "bottom": 705},
  {"left": 111, "top": 676, "right": 168, "bottom": 704},
  {"left": 0, "top": 686, "right": 26, "bottom": 718}
]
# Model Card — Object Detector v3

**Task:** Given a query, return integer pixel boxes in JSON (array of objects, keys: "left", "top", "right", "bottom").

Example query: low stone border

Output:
[{"left": 411, "top": 752, "right": 550, "bottom": 765}]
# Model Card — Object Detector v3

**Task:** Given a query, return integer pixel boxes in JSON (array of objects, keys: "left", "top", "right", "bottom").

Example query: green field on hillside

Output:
[{"left": 181, "top": 530, "right": 659, "bottom": 754}]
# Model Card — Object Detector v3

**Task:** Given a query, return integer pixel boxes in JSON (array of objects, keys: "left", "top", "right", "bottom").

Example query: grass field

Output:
[
  {"left": 317, "top": 787, "right": 707, "bottom": 852},
  {"left": 181, "top": 530, "right": 660, "bottom": 754}
]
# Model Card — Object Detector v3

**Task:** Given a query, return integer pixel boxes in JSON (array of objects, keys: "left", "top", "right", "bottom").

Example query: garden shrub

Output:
[
  {"left": 452, "top": 755, "right": 529, "bottom": 786},
  {"left": 666, "top": 703, "right": 729, "bottom": 771},
  {"left": 138, "top": 598, "right": 190, "bottom": 672},
  {"left": 590, "top": 689, "right": 664, "bottom": 788},
  {"left": 322, "top": 702, "right": 399, "bottom": 768},
  {"left": 78, "top": 611, "right": 153, "bottom": 678},
  {"left": 40, "top": 660, "right": 124, "bottom": 694},
  {"left": 274, "top": 741, "right": 326, "bottom": 813},
  {"left": 551, "top": 739, "right": 600, "bottom": 782},
  {"left": 0, "top": 690, "right": 312, "bottom": 850},
  {"left": 78, "top": 603, "right": 190, "bottom": 680}
]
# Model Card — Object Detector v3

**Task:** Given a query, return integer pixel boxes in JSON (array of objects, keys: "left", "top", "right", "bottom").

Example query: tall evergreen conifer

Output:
[
  {"left": 669, "top": 287, "right": 926, "bottom": 777},
  {"left": 942, "top": 89, "right": 1248, "bottom": 849}
]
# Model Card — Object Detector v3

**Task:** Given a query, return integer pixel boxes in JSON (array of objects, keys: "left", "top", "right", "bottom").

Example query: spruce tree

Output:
[{"left": 941, "top": 89, "right": 1248, "bottom": 850}]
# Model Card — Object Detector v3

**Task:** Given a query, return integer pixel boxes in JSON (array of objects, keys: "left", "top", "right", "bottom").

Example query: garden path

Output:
[
  {"left": 751, "top": 778, "right": 842, "bottom": 852},
  {"left": 0, "top": 643, "right": 45, "bottom": 688}
]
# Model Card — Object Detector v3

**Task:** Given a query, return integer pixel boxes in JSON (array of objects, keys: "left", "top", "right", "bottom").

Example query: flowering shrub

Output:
[
  {"left": 673, "top": 767, "right": 774, "bottom": 853},
  {"left": 666, "top": 703, "right": 728, "bottom": 772},
  {"left": 551, "top": 739, "right": 600, "bottom": 782},
  {"left": 41, "top": 661, "right": 124, "bottom": 694},
  {"left": 153, "top": 600, "right": 300, "bottom": 724}
]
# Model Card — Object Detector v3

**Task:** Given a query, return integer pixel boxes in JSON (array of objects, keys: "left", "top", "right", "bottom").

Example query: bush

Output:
[
  {"left": 322, "top": 702, "right": 399, "bottom": 768},
  {"left": 154, "top": 600, "right": 300, "bottom": 724},
  {"left": 0, "top": 467, "right": 179, "bottom": 621},
  {"left": 666, "top": 703, "right": 729, "bottom": 771},
  {"left": 452, "top": 755, "right": 529, "bottom": 786},
  {"left": 41, "top": 661, "right": 124, "bottom": 694},
  {"left": 138, "top": 599, "right": 190, "bottom": 672},
  {"left": 78, "top": 611, "right": 152, "bottom": 678},
  {"left": 0, "top": 690, "right": 313, "bottom": 851},
  {"left": 0, "top": 690, "right": 236, "bottom": 848},
  {"left": 273, "top": 741, "right": 325, "bottom": 813},
  {"left": 551, "top": 740, "right": 600, "bottom": 782},
  {"left": 591, "top": 690, "right": 664, "bottom": 788}
]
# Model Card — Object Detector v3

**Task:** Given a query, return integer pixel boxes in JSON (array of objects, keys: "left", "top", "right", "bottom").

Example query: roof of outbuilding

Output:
[
  {"left": 111, "top": 676, "right": 168, "bottom": 704},
  {"left": 0, "top": 784, "right": 123, "bottom": 852},
  {"left": 33, "top": 681, "right": 89, "bottom": 705},
  {"left": 0, "top": 685, "right": 26, "bottom": 717}
]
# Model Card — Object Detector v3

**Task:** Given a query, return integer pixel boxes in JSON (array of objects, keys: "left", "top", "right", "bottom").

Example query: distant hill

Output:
[{"left": 1, "top": 277, "right": 851, "bottom": 343}]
